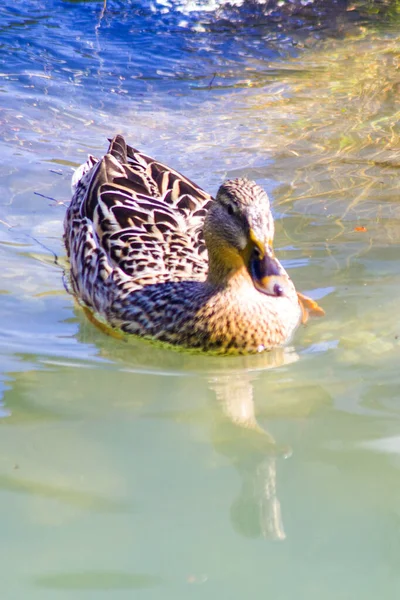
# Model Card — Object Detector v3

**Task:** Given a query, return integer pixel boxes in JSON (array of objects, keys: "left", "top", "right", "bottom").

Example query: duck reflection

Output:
[
  {"left": 209, "top": 369, "right": 292, "bottom": 540},
  {"left": 75, "top": 310, "right": 298, "bottom": 540},
  {"left": 1, "top": 304, "right": 302, "bottom": 537}
]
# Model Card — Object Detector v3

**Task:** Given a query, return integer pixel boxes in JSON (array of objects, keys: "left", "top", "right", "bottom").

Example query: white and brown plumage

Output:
[{"left": 64, "top": 135, "right": 323, "bottom": 353}]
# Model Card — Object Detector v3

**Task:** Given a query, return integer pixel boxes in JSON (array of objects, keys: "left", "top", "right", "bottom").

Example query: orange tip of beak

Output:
[{"left": 297, "top": 292, "right": 325, "bottom": 324}]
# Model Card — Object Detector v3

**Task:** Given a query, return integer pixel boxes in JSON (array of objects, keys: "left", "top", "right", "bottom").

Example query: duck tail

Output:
[
  {"left": 71, "top": 155, "right": 98, "bottom": 193},
  {"left": 108, "top": 134, "right": 127, "bottom": 164}
]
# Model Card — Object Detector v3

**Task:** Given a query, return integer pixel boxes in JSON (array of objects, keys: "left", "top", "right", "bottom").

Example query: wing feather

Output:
[{"left": 70, "top": 135, "right": 213, "bottom": 287}]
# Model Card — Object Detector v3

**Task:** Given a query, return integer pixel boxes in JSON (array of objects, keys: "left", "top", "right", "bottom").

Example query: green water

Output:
[{"left": 2, "top": 3, "right": 400, "bottom": 597}]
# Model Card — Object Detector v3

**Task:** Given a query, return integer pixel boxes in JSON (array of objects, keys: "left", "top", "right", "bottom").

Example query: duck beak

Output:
[{"left": 248, "top": 229, "right": 290, "bottom": 297}]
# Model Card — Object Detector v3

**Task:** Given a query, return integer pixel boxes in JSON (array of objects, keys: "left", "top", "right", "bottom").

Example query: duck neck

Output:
[
  {"left": 206, "top": 254, "right": 252, "bottom": 291},
  {"left": 204, "top": 206, "right": 252, "bottom": 289}
]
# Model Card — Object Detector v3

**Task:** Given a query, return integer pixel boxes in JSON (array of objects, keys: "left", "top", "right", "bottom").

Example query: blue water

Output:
[
  {"left": 1, "top": 1, "right": 289, "bottom": 110},
  {"left": 2, "top": 1, "right": 400, "bottom": 598}
]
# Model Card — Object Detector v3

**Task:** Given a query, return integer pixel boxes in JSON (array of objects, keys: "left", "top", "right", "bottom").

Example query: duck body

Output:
[{"left": 64, "top": 135, "right": 305, "bottom": 354}]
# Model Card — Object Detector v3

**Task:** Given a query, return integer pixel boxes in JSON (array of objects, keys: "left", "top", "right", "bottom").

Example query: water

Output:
[{"left": 2, "top": 0, "right": 400, "bottom": 597}]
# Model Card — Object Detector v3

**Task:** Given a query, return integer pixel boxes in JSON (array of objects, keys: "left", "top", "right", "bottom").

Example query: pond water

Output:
[{"left": 2, "top": 0, "right": 400, "bottom": 597}]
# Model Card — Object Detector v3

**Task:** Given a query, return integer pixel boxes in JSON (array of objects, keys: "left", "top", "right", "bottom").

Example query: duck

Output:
[{"left": 64, "top": 134, "right": 323, "bottom": 354}]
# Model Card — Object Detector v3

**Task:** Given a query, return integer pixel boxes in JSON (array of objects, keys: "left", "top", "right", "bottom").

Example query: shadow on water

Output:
[
  {"left": 0, "top": 473, "right": 129, "bottom": 512},
  {"left": 35, "top": 570, "right": 163, "bottom": 591}
]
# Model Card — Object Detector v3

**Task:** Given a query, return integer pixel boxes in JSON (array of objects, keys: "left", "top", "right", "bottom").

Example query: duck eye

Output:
[
  {"left": 226, "top": 203, "right": 235, "bottom": 217},
  {"left": 252, "top": 246, "right": 262, "bottom": 260}
]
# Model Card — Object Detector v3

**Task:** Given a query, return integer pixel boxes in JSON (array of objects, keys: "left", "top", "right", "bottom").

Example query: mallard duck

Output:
[{"left": 64, "top": 135, "right": 323, "bottom": 353}]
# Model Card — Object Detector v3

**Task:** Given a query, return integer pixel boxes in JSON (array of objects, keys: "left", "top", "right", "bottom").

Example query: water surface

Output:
[{"left": 1, "top": 1, "right": 400, "bottom": 598}]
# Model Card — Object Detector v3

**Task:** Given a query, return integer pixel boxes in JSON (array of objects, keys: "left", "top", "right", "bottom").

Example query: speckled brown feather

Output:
[{"left": 64, "top": 135, "right": 304, "bottom": 353}]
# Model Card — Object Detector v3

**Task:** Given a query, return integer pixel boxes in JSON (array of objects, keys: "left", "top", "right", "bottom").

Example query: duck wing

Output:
[{"left": 74, "top": 135, "right": 212, "bottom": 287}]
